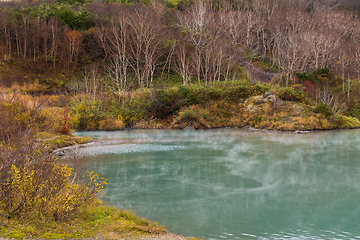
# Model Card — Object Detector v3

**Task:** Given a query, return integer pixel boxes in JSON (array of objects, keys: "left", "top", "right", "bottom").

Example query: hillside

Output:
[{"left": 1, "top": 0, "right": 360, "bottom": 130}]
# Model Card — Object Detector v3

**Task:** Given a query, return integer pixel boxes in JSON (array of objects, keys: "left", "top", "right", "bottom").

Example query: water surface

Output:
[{"left": 75, "top": 129, "right": 360, "bottom": 239}]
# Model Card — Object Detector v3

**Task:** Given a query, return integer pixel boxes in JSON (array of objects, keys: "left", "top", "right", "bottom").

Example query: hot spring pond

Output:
[{"left": 75, "top": 129, "right": 360, "bottom": 240}]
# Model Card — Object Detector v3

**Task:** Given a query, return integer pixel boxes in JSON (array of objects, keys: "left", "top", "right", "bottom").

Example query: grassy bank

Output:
[
  {"left": 39, "top": 132, "right": 92, "bottom": 152},
  {"left": 2, "top": 78, "right": 360, "bottom": 133},
  {"left": 0, "top": 199, "right": 189, "bottom": 239},
  {"left": 63, "top": 80, "right": 360, "bottom": 132}
]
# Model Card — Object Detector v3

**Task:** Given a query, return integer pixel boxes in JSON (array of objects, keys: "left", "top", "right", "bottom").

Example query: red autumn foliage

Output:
[
  {"left": 61, "top": 107, "right": 70, "bottom": 135},
  {"left": 303, "top": 80, "right": 318, "bottom": 98}
]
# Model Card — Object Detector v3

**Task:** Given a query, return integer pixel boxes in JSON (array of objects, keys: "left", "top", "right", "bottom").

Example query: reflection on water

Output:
[{"left": 75, "top": 129, "right": 360, "bottom": 239}]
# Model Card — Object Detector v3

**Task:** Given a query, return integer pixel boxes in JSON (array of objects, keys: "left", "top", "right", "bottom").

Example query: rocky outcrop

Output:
[
  {"left": 244, "top": 93, "right": 283, "bottom": 113},
  {"left": 242, "top": 94, "right": 335, "bottom": 131}
]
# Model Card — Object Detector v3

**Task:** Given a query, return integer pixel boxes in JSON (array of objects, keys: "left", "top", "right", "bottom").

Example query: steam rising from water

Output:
[
  {"left": 75, "top": 129, "right": 360, "bottom": 240},
  {"left": 79, "top": 143, "right": 189, "bottom": 156}
]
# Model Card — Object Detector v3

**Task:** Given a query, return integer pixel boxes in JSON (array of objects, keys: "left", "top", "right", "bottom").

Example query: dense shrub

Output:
[
  {"left": 346, "top": 99, "right": 360, "bottom": 119},
  {"left": 0, "top": 101, "right": 63, "bottom": 140},
  {"left": 275, "top": 86, "right": 306, "bottom": 103},
  {"left": 68, "top": 100, "right": 105, "bottom": 130},
  {"left": 315, "top": 103, "right": 333, "bottom": 118},
  {"left": 152, "top": 81, "right": 268, "bottom": 119},
  {"left": 179, "top": 108, "right": 198, "bottom": 122},
  {"left": 0, "top": 100, "right": 106, "bottom": 221},
  {"left": 330, "top": 114, "right": 360, "bottom": 129},
  {"left": 153, "top": 86, "right": 202, "bottom": 118},
  {"left": 114, "top": 97, "right": 152, "bottom": 127}
]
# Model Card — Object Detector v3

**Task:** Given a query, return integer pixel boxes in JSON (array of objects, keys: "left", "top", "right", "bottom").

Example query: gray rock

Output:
[
  {"left": 268, "top": 95, "right": 276, "bottom": 103},
  {"left": 263, "top": 92, "right": 271, "bottom": 98},
  {"left": 58, "top": 151, "right": 65, "bottom": 156},
  {"left": 184, "top": 124, "right": 195, "bottom": 130}
]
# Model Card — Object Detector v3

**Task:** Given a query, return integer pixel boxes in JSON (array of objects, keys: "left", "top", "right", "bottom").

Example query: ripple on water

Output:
[
  {"left": 261, "top": 228, "right": 360, "bottom": 240},
  {"left": 80, "top": 143, "right": 189, "bottom": 156}
]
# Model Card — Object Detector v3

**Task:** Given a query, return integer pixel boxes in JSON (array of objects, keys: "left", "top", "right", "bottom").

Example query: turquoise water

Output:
[{"left": 75, "top": 129, "right": 360, "bottom": 239}]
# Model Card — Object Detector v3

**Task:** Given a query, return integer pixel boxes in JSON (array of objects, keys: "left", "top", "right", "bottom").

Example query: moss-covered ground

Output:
[
  {"left": 0, "top": 200, "right": 196, "bottom": 239},
  {"left": 38, "top": 132, "right": 93, "bottom": 152}
]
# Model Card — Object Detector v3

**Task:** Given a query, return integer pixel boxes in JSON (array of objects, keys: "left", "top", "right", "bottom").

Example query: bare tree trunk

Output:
[
  {"left": 51, "top": 21, "right": 57, "bottom": 68},
  {"left": 174, "top": 43, "right": 192, "bottom": 85}
]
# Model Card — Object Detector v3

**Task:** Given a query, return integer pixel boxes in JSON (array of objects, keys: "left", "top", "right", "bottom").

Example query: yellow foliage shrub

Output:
[
  {"left": 41, "top": 107, "right": 63, "bottom": 133},
  {"left": 330, "top": 114, "right": 360, "bottom": 129},
  {"left": 68, "top": 113, "right": 81, "bottom": 129},
  {"left": 99, "top": 118, "right": 124, "bottom": 131},
  {"left": 0, "top": 100, "right": 106, "bottom": 221},
  {"left": 4, "top": 162, "right": 106, "bottom": 221},
  {"left": 259, "top": 120, "right": 271, "bottom": 129}
]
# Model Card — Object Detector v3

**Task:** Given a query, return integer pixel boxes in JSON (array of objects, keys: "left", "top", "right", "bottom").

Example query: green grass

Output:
[
  {"left": 0, "top": 200, "right": 168, "bottom": 239},
  {"left": 38, "top": 132, "right": 93, "bottom": 151}
]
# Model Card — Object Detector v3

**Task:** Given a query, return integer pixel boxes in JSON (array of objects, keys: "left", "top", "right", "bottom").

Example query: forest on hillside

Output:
[{"left": 2, "top": 0, "right": 360, "bottom": 130}]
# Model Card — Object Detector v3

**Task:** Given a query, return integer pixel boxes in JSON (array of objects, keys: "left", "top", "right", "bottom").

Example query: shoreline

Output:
[{"left": 54, "top": 126, "right": 360, "bottom": 158}]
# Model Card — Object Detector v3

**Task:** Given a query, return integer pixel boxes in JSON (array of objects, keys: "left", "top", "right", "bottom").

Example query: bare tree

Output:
[
  {"left": 336, "top": 49, "right": 351, "bottom": 94},
  {"left": 306, "top": 30, "right": 340, "bottom": 71},
  {"left": 30, "top": 17, "right": 40, "bottom": 62},
  {"left": 308, "top": 0, "right": 342, "bottom": 11},
  {"left": 97, "top": 24, "right": 109, "bottom": 60},
  {"left": 49, "top": 19, "right": 60, "bottom": 68},
  {"left": 104, "top": 14, "right": 130, "bottom": 101},
  {"left": 218, "top": 8, "right": 245, "bottom": 49},
  {"left": 83, "top": 63, "right": 99, "bottom": 102},
  {"left": 66, "top": 30, "right": 83, "bottom": 72},
  {"left": 177, "top": 1, "right": 210, "bottom": 84},
  {"left": 319, "top": 88, "right": 334, "bottom": 106},
  {"left": 128, "top": 6, "right": 166, "bottom": 88},
  {"left": 353, "top": 47, "right": 360, "bottom": 79},
  {"left": 322, "top": 9, "right": 357, "bottom": 40},
  {"left": 40, "top": 20, "right": 50, "bottom": 64},
  {"left": 0, "top": 9, "right": 12, "bottom": 58},
  {"left": 244, "top": 10, "right": 260, "bottom": 56},
  {"left": 174, "top": 42, "right": 193, "bottom": 85}
]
